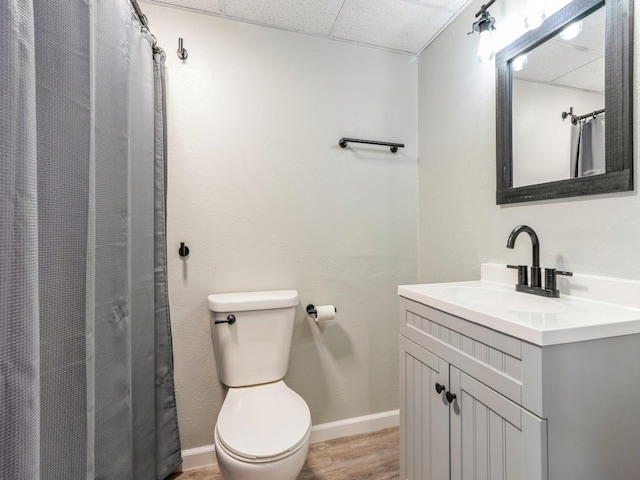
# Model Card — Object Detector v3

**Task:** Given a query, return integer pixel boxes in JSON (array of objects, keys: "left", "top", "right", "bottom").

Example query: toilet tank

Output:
[{"left": 208, "top": 290, "right": 299, "bottom": 387}]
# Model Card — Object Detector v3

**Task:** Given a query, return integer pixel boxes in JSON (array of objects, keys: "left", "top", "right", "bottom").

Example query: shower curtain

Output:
[
  {"left": 1, "top": 1, "right": 181, "bottom": 479},
  {"left": 570, "top": 113, "right": 606, "bottom": 178}
]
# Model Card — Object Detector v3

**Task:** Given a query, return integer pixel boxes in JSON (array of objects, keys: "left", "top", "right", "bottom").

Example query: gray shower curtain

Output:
[
  {"left": 1, "top": 1, "right": 181, "bottom": 479},
  {"left": 570, "top": 113, "right": 606, "bottom": 178}
]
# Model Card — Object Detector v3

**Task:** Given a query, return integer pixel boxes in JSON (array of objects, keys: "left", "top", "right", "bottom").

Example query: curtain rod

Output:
[
  {"left": 130, "top": 0, "right": 149, "bottom": 27},
  {"left": 573, "top": 108, "right": 605, "bottom": 122},
  {"left": 562, "top": 107, "right": 605, "bottom": 125}
]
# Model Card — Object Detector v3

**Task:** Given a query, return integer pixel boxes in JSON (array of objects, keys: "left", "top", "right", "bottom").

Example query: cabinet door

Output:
[
  {"left": 400, "top": 337, "right": 450, "bottom": 480},
  {"left": 449, "top": 367, "right": 547, "bottom": 480}
]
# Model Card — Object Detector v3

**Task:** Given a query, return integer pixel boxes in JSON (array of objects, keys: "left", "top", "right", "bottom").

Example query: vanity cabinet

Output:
[
  {"left": 399, "top": 296, "right": 640, "bottom": 480},
  {"left": 400, "top": 336, "right": 546, "bottom": 480}
]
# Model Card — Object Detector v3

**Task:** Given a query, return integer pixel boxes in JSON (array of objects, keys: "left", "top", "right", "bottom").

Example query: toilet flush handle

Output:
[{"left": 215, "top": 314, "right": 236, "bottom": 325}]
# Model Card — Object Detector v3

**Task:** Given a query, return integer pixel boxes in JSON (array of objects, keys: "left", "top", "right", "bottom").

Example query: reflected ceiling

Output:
[{"left": 513, "top": 7, "right": 605, "bottom": 94}]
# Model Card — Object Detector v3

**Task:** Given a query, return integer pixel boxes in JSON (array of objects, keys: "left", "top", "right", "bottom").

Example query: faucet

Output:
[
  {"left": 506, "top": 225, "right": 572, "bottom": 297},
  {"left": 506, "top": 225, "right": 541, "bottom": 288}
]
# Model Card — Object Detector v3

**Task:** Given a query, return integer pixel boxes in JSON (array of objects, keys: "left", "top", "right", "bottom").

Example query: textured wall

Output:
[
  {"left": 144, "top": 3, "right": 418, "bottom": 450},
  {"left": 417, "top": 0, "right": 639, "bottom": 284}
]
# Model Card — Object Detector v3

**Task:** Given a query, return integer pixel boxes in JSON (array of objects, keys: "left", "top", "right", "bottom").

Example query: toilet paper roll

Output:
[{"left": 314, "top": 305, "right": 336, "bottom": 322}]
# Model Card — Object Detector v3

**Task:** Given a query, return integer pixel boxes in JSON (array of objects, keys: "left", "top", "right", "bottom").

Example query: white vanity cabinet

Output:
[
  {"left": 400, "top": 298, "right": 547, "bottom": 480},
  {"left": 399, "top": 294, "right": 640, "bottom": 480}
]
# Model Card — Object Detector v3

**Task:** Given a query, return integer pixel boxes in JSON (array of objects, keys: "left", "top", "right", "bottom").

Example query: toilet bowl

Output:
[
  {"left": 214, "top": 381, "right": 311, "bottom": 480},
  {"left": 207, "top": 290, "right": 311, "bottom": 480}
]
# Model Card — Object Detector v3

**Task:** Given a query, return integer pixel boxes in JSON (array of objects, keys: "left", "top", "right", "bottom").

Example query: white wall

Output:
[
  {"left": 418, "top": 0, "right": 639, "bottom": 285},
  {"left": 144, "top": 3, "right": 418, "bottom": 450}
]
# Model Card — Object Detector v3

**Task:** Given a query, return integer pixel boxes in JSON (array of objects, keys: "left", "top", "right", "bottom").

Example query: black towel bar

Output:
[{"left": 339, "top": 137, "right": 404, "bottom": 153}]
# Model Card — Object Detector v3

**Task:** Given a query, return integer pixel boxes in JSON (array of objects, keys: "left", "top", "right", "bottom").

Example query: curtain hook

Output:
[{"left": 177, "top": 37, "right": 188, "bottom": 60}]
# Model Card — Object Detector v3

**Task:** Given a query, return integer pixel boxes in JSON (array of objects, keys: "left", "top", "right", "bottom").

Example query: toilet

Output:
[{"left": 207, "top": 290, "right": 311, "bottom": 480}]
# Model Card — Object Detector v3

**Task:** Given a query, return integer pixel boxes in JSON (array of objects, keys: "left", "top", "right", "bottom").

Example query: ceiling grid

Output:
[{"left": 142, "top": 0, "right": 473, "bottom": 54}]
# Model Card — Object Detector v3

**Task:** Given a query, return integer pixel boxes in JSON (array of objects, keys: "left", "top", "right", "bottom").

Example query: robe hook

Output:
[
  {"left": 561, "top": 106, "right": 574, "bottom": 121},
  {"left": 177, "top": 37, "right": 188, "bottom": 60}
]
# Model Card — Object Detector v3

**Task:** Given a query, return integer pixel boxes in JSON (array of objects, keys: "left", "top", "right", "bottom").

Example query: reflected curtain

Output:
[
  {"left": 570, "top": 113, "right": 606, "bottom": 178},
  {"left": 0, "top": 1, "right": 181, "bottom": 479}
]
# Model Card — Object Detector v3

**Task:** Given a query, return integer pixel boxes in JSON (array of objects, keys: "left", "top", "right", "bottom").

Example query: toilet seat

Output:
[{"left": 215, "top": 381, "right": 311, "bottom": 463}]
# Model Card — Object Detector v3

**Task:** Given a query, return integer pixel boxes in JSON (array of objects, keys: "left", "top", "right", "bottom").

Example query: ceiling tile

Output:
[
  {"left": 397, "top": 0, "right": 470, "bottom": 13},
  {"left": 148, "top": 0, "right": 221, "bottom": 14},
  {"left": 143, "top": 0, "right": 473, "bottom": 53},
  {"left": 223, "top": 0, "right": 345, "bottom": 35},
  {"left": 331, "top": 0, "right": 455, "bottom": 53},
  {"left": 554, "top": 57, "right": 605, "bottom": 94},
  {"left": 516, "top": 41, "right": 601, "bottom": 83}
]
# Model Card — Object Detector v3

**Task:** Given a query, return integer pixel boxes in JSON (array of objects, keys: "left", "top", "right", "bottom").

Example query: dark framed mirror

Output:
[{"left": 496, "top": 0, "right": 633, "bottom": 204}]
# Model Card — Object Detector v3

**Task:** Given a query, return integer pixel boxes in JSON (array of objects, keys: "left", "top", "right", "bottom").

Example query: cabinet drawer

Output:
[{"left": 400, "top": 297, "right": 543, "bottom": 415}]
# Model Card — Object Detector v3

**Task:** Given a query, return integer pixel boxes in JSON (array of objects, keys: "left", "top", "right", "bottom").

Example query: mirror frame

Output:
[{"left": 496, "top": 0, "right": 633, "bottom": 204}]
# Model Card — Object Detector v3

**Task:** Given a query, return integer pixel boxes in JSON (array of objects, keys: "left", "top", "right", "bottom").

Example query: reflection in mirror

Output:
[{"left": 512, "top": 6, "right": 605, "bottom": 187}]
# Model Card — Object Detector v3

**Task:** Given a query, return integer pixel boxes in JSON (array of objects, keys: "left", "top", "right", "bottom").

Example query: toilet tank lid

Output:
[{"left": 208, "top": 290, "right": 299, "bottom": 312}]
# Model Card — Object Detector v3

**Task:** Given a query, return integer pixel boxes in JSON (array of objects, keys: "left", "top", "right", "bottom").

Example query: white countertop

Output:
[{"left": 398, "top": 265, "right": 640, "bottom": 346}]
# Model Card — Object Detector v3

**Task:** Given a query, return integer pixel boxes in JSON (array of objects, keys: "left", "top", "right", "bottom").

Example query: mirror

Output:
[{"left": 496, "top": 0, "right": 633, "bottom": 204}]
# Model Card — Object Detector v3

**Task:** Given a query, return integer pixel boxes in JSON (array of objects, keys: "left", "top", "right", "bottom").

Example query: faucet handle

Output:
[
  {"left": 544, "top": 269, "right": 573, "bottom": 292},
  {"left": 507, "top": 264, "right": 528, "bottom": 286}
]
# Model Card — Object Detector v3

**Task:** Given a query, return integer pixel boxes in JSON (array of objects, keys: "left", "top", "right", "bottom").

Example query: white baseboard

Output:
[
  {"left": 308, "top": 409, "right": 399, "bottom": 444},
  {"left": 176, "top": 409, "right": 399, "bottom": 472},
  {"left": 178, "top": 444, "right": 217, "bottom": 472}
]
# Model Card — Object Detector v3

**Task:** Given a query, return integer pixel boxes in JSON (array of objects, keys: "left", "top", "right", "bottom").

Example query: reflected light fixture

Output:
[
  {"left": 524, "top": 0, "right": 546, "bottom": 30},
  {"left": 511, "top": 54, "right": 528, "bottom": 71},
  {"left": 469, "top": 0, "right": 496, "bottom": 63},
  {"left": 559, "top": 20, "right": 583, "bottom": 40}
]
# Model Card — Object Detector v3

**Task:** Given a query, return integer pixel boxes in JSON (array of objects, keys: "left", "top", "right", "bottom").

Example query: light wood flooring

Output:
[{"left": 169, "top": 426, "right": 399, "bottom": 480}]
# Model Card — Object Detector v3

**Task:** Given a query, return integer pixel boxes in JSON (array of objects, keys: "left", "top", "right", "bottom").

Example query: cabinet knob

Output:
[
  {"left": 446, "top": 391, "right": 457, "bottom": 404},
  {"left": 435, "top": 383, "right": 446, "bottom": 394}
]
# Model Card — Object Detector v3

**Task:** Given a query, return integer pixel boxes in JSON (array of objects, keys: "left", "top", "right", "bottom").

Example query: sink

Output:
[
  {"left": 442, "top": 286, "right": 565, "bottom": 313},
  {"left": 398, "top": 264, "right": 640, "bottom": 346}
]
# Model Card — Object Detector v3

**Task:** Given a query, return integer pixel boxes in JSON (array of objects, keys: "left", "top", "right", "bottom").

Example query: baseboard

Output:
[
  {"left": 308, "top": 409, "right": 399, "bottom": 444},
  {"left": 178, "top": 444, "right": 217, "bottom": 472},
  {"left": 176, "top": 409, "right": 400, "bottom": 472}
]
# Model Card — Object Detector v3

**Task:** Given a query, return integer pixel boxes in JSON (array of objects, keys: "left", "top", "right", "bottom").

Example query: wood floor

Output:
[{"left": 169, "top": 426, "right": 399, "bottom": 480}]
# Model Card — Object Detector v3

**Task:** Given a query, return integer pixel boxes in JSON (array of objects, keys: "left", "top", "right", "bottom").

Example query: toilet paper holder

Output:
[{"left": 306, "top": 304, "right": 337, "bottom": 317}]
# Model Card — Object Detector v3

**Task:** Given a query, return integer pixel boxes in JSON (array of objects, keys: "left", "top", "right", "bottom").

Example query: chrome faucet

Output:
[{"left": 506, "top": 225, "right": 572, "bottom": 297}]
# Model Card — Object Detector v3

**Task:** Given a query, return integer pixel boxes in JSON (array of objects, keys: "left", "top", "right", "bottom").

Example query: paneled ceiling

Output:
[{"left": 142, "top": 0, "right": 473, "bottom": 54}]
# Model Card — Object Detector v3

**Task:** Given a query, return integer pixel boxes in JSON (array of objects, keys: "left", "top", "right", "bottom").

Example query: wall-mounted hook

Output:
[
  {"left": 561, "top": 106, "right": 574, "bottom": 121},
  {"left": 177, "top": 37, "right": 188, "bottom": 60},
  {"left": 179, "top": 242, "right": 190, "bottom": 258}
]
